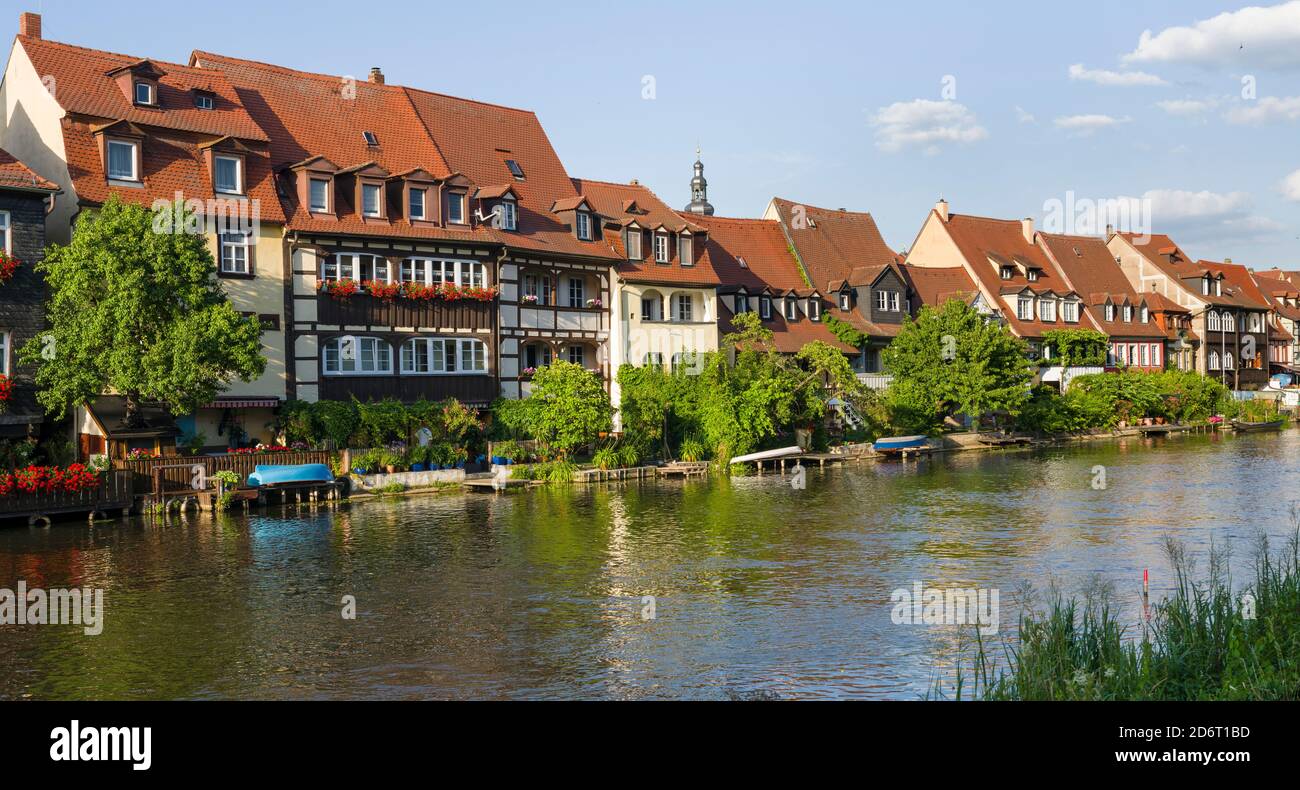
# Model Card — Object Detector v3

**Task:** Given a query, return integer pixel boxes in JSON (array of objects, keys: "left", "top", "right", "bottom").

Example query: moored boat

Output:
[
  {"left": 873, "top": 435, "right": 931, "bottom": 457},
  {"left": 1231, "top": 419, "right": 1286, "bottom": 433}
]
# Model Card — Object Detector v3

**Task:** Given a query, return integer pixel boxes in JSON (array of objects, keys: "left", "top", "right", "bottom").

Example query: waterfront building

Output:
[
  {"left": 1108, "top": 232, "right": 1274, "bottom": 389},
  {"left": 0, "top": 144, "right": 59, "bottom": 440},
  {"left": 1253, "top": 269, "right": 1300, "bottom": 376},
  {"left": 0, "top": 13, "right": 288, "bottom": 450}
]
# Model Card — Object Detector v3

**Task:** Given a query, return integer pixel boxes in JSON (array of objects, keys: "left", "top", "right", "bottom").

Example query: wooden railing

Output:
[
  {"left": 0, "top": 471, "right": 134, "bottom": 519},
  {"left": 116, "top": 451, "right": 335, "bottom": 495}
]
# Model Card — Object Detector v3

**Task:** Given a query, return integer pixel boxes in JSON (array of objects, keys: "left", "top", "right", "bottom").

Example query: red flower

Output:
[
  {"left": 0, "top": 374, "right": 12, "bottom": 404},
  {"left": 365, "top": 280, "right": 402, "bottom": 300},
  {"left": 0, "top": 250, "right": 20, "bottom": 284},
  {"left": 320, "top": 278, "right": 359, "bottom": 299}
]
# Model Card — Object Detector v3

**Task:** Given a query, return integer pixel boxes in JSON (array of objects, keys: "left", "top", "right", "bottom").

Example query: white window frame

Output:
[
  {"left": 576, "top": 211, "right": 592, "bottom": 241},
  {"left": 675, "top": 294, "right": 693, "bottom": 322},
  {"left": 760, "top": 296, "right": 772, "bottom": 319},
  {"left": 1208, "top": 350, "right": 1220, "bottom": 370},
  {"left": 322, "top": 336, "right": 393, "bottom": 375},
  {"left": 309, "top": 178, "right": 330, "bottom": 213},
  {"left": 447, "top": 192, "right": 466, "bottom": 224},
  {"left": 499, "top": 198, "right": 517, "bottom": 231},
  {"left": 1140, "top": 306, "right": 1149, "bottom": 324},
  {"left": 1104, "top": 304, "right": 1115, "bottom": 322},
  {"left": 1123, "top": 305, "right": 1133, "bottom": 322},
  {"left": 1038, "top": 298, "right": 1056, "bottom": 322},
  {"left": 807, "top": 299, "right": 821, "bottom": 320},
  {"left": 195, "top": 92, "right": 215, "bottom": 110},
  {"left": 889, "top": 292, "right": 900, "bottom": 312},
  {"left": 400, "top": 257, "right": 485, "bottom": 287},
  {"left": 1207, "top": 310, "right": 1221, "bottom": 331},
  {"left": 408, "top": 188, "right": 426, "bottom": 220},
  {"left": 134, "top": 81, "right": 153, "bottom": 105},
  {"left": 399, "top": 337, "right": 488, "bottom": 375},
  {"left": 1017, "top": 296, "right": 1033, "bottom": 321},
  {"left": 0, "top": 210, "right": 9, "bottom": 254},
  {"left": 219, "top": 231, "right": 251, "bottom": 274},
  {"left": 567, "top": 345, "right": 586, "bottom": 366},
  {"left": 641, "top": 295, "right": 661, "bottom": 321},
  {"left": 626, "top": 228, "right": 642, "bottom": 259},
  {"left": 361, "top": 183, "right": 383, "bottom": 218},
  {"left": 875, "top": 290, "right": 888, "bottom": 311},
  {"left": 1223, "top": 312, "right": 1236, "bottom": 332},
  {"left": 679, "top": 234, "right": 693, "bottom": 265},
  {"left": 839, "top": 292, "right": 851, "bottom": 311},
  {"left": 567, "top": 277, "right": 585, "bottom": 308},
  {"left": 214, "top": 154, "right": 243, "bottom": 195},
  {"left": 654, "top": 233, "right": 670, "bottom": 263},
  {"left": 107, "top": 139, "right": 138, "bottom": 181},
  {"left": 1062, "top": 300, "right": 1079, "bottom": 323}
]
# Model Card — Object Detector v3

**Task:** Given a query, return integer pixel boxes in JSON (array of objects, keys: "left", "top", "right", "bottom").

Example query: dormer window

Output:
[
  {"left": 679, "top": 234, "right": 693, "bottom": 266},
  {"left": 408, "top": 188, "right": 426, "bottom": 220},
  {"left": 1037, "top": 298, "right": 1056, "bottom": 322},
  {"left": 576, "top": 211, "right": 592, "bottom": 241},
  {"left": 839, "top": 292, "right": 851, "bottom": 311},
  {"left": 214, "top": 154, "right": 242, "bottom": 195},
  {"left": 1202, "top": 276, "right": 1211, "bottom": 295},
  {"left": 1105, "top": 303, "right": 1115, "bottom": 321},
  {"left": 134, "top": 81, "right": 155, "bottom": 106},
  {"left": 498, "top": 198, "right": 517, "bottom": 231},
  {"left": 447, "top": 192, "right": 465, "bottom": 224},
  {"left": 760, "top": 296, "right": 772, "bottom": 319},
  {"left": 1215, "top": 278, "right": 1222, "bottom": 296},
  {"left": 625, "top": 228, "right": 643, "bottom": 259},
  {"left": 107, "top": 139, "right": 139, "bottom": 181},
  {"left": 807, "top": 299, "right": 821, "bottom": 320},
  {"left": 361, "top": 183, "right": 383, "bottom": 217},
  {"left": 784, "top": 298, "right": 798, "bottom": 320},
  {"left": 654, "top": 233, "right": 670, "bottom": 263},
  {"left": 1027, "top": 269, "right": 1040, "bottom": 282},
  {"left": 1062, "top": 300, "right": 1080, "bottom": 323},
  {"left": 1140, "top": 306, "right": 1149, "bottom": 323},
  {"left": 1000, "top": 265, "right": 1015, "bottom": 280},
  {"left": 194, "top": 92, "right": 215, "bottom": 110},
  {"left": 309, "top": 178, "right": 330, "bottom": 213},
  {"left": 735, "top": 295, "right": 749, "bottom": 314},
  {"left": 1123, "top": 305, "right": 1134, "bottom": 322}
]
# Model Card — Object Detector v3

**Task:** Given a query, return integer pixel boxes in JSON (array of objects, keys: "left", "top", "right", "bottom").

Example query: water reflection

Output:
[{"left": 1, "top": 431, "right": 1296, "bottom": 700}]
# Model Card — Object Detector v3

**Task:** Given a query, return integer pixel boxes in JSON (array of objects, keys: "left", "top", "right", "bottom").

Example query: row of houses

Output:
[{"left": 0, "top": 12, "right": 1295, "bottom": 456}]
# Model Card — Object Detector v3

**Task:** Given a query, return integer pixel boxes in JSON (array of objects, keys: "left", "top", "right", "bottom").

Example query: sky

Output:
[{"left": 4, "top": 0, "right": 1300, "bottom": 265}]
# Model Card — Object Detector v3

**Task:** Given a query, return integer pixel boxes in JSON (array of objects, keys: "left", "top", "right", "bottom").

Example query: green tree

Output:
[
  {"left": 1042, "top": 328, "right": 1109, "bottom": 367},
  {"left": 883, "top": 300, "right": 1032, "bottom": 430},
  {"left": 528, "top": 360, "right": 613, "bottom": 456},
  {"left": 20, "top": 196, "right": 265, "bottom": 422}
]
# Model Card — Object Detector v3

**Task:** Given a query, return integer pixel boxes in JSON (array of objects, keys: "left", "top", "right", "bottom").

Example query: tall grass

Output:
[{"left": 939, "top": 522, "right": 1300, "bottom": 700}]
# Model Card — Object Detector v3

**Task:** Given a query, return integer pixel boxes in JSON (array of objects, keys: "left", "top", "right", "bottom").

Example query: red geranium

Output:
[
  {"left": 0, "top": 250, "right": 19, "bottom": 284},
  {"left": 365, "top": 280, "right": 402, "bottom": 300},
  {"left": 320, "top": 278, "right": 359, "bottom": 299},
  {"left": 0, "top": 374, "right": 12, "bottom": 406}
]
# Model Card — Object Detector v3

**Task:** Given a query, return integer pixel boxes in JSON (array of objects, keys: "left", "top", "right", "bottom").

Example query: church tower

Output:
[{"left": 683, "top": 148, "right": 715, "bottom": 216}]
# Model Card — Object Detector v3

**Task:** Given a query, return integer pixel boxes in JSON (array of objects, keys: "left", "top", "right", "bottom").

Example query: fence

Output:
[
  {"left": 116, "top": 451, "right": 335, "bottom": 495},
  {"left": 0, "top": 470, "right": 134, "bottom": 520},
  {"left": 855, "top": 373, "right": 894, "bottom": 391}
]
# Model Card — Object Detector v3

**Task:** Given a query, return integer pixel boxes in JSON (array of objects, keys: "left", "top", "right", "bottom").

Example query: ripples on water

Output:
[{"left": 2, "top": 431, "right": 1298, "bottom": 700}]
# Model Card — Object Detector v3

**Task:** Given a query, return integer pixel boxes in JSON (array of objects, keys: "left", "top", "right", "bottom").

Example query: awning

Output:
[{"left": 203, "top": 398, "right": 281, "bottom": 409}]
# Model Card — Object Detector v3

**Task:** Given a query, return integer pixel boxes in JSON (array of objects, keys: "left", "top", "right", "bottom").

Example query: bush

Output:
[
  {"left": 592, "top": 446, "right": 620, "bottom": 470},
  {"left": 678, "top": 435, "right": 708, "bottom": 462}
]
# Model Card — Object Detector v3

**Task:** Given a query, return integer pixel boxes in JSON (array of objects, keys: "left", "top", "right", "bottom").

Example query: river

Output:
[{"left": 2, "top": 430, "right": 1298, "bottom": 700}]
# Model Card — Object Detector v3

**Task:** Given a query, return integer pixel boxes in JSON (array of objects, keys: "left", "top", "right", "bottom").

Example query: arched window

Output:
[
  {"left": 1207, "top": 311, "right": 1221, "bottom": 331},
  {"left": 1222, "top": 352, "right": 1235, "bottom": 371},
  {"left": 1222, "top": 312, "right": 1236, "bottom": 332},
  {"left": 1208, "top": 351, "right": 1220, "bottom": 371},
  {"left": 400, "top": 337, "right": 488, "bottom": 374},
  {"left": 323, "top": 336, "right": 393, "bottom": 375}
]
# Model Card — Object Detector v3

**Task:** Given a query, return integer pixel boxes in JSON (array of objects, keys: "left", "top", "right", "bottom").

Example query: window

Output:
[
  {"left": 505, "top": 159, "right": 525, "bottom": 179},
  {"left": 784, "top": 298, "right": 797, "bottom": 320},
  {"left": 735, "top": 295, "right": 750, "bottom": 314},
  {"left": 1062, "top": 300, "right": 1079, "bottom": 323},
  {"left": 402, "top": 258, "right": 486, "bottom": 287},
  {"left": 675, "top": 294, "right": 693, "bottom": 322},
  {"left": 1140, "top": 344, "right": 1149, "bottom": 367},
  {"left": 522, "top": 272, "right": 553, "bottom": 304},
  {"left": 1208, "top": 351, "right": 1220, "bottom": 370},
  {"left": 499, "top": 199, "right": 517, "bottom": 231},
  {"left": 0, "top": 210, "right": 8, "bottom": 254},
  {"left": 408, "top": 189, "right": 426, "bottom": 220},
  {"left": 1027, "top": 269, "right": 1039, "bottom": 282},
  {"left": 876, "top": 290, "right": 888, "bottom": 311},
  {"left": 1105, "top": 304, "right": 1115, "bottom": 322},
  {"left": 641, "top": 295, "right": 662, "bottom": 321},
  {"left": 447, "top": 193, "right": 465, "bottom": 224},
  {"left": 524, "top": 343, "right": 553, "bottom": 370},
  {"left": 1017, "top": 296, "right": 1033, "bottom": 321},
  {"left": 1122, "top": 305, "right": 1133, "bottom": 322},
  {"left": 0, "top": 331, "right": 8, "bottom": 375},
  {"left": 107, "top": 140, "right": 137, "bottom": 181},
  {"left": 362, "top": 131, "right": 379, "bottom": 146},
  {"left": 576, "top": 211, "right": 592, "bottom": 241},
  {"left": 400, "top": 338, "right": 487, "bottom": 374},
  {"left": 1000, "top": 266, "right": 1015, "bottom": 280},
  {"left": 626, "top": 229, "right": 643, "bottom": 259},
  {"left": 1150, "top": 344, "right": 1161, "bottom": 367},
  {"left": 1222, "top": 312, "right": 1236, "bottom": 332},
  {"left": 309, "top": 178, "right": 330, "bottom": 213},
  {"left": 567, "top": 346, "right": 586, "bottom": 366},
  {"left": 654, "top": 233, "right": 670, "bottom": 263},
  {"left": 134, "top": 81, "right": 153, "bottom": 105},
  {"left": 325, "top": 253, "right": 390, "bottom": 283},
  {"left": 194, "top": 92, "right": 214, "bottom": 110},
  {"left": 840, "top": 292, "right": 851, "bottom": 311},
  {"left": 807, "top": 299, "right": 821, "bottom": 320},
  {"left": 1202, "top": 277, "right": 1211, "bottom": 296},
  {"left": 1207, "top": 310, "right": 1221, "bottom": 331},
  {"left": 643, "top": 352, "right": 664, "bottom": 367},
  {"left": 323, "top": 336, "right": 393, "bottom": 375},
  {"left": 760, "top": 296, "right": 772, "bottom": 319},
  {"left": 1038, "top": 299, "right": 1056, "bottom": 322},
  {"left": 679, "top": 235, "right": 693, "bottom": 265},
  {"left": 361, "top": 183, "right": 382, "bottom": 217},
  {"left": 567, "top": 277, "right": 585, "bottom": 308},
  {"left": 889, "top": 292, "right": 900, "bottom": 312},
  {"left": 214, "top": 155, "right": 242, "bottom": 195},
  {"left": 219, "top": 232, "right": 251, "bottom": 274},
  {"left": 1215, "top": 279, "right": 1222, "bottom": 297},
  {"left": 1248, "top": 313, "right": 1263, "bottom": 333},
  {"left": 1223, "top": 352, "right": 1235, "bottom": 370}
]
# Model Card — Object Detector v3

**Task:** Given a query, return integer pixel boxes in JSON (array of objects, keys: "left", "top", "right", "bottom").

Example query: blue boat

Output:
[
  {"left": 246, "top": 464, "right": 335, "bottom": 487},
  {"left": 872, "top": 435, "right": 931, "bottom": 457}
]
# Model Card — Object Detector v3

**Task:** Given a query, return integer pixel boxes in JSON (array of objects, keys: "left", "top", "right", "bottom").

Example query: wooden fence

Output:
[
  {"left": 0, "top": 470, "right": 135, "bottom": 521},
  {"left": 116, "top": 451, "right": 335, "bottom": 495}
]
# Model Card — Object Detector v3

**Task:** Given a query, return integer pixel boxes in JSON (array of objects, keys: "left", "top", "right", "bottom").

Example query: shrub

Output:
[{"left": 678, "top": 435, "right": 708, "bottom": 462}]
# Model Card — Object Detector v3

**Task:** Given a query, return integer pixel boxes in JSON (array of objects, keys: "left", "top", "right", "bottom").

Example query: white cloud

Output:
[
  {"left": 1157, "top": 97, "right": 1220, "bottom": 116},
  {"left": 1053, "top": 114, "right": 1131, "bottom": 133},
  {"left": 1282, "top": 169, "right": 1300, "bottom": 201},
  {"left": 871, "top": 99, "right": 988, "bottom": 153},
  {"left": 1015, "top": 105, "right": 1036, "bottom": 124},
  {"left": 1140, "top": 188, "right": 1282, "bottom": 240},
  {"left": 1125, "top": 1, "right": 1300, "bottom": 70},
  {"left": 1068, "top": 63, "right": 1168, "bottom": 86},
  {"left": 1225, "top": 95, "right": 1300, "bottom": 123}
]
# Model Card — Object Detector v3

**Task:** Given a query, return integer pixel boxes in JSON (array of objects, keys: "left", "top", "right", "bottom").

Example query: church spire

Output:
[{"left": 684, "top": 146, "right": 714, "bottom": 216}]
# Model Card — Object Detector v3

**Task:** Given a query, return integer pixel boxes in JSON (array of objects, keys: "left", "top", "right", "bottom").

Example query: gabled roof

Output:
[
  {"left": 686, "top": 215, "right": 804, "bottom": 292},
  {"left": 573, "top": 178, "right": 721, "bottom": 286},
  {"left": 901, "top": 265, "right": 979, "bottom": 309},
  {"left": 1113, "top": 233, "right": 1268, "bottom": 310},
  {"left": 1038, "top": 232, "right": 1163, "bottom": 339},
  {"left": 716, "top": 302, "right": 858, "bottom": 355},
  {"left": 1197, "top": 260, "right": 1273, "bottom": 311},
  {"left": 767, "top": 197, "right": 899, "bottom": 291},
  {"left": 0, "top": 146, "right": 58, "bottom": 193}
]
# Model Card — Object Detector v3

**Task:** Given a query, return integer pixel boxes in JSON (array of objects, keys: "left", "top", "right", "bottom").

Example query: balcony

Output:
[
  {"left": 319, "top": 374, "right": 498, "bottom": 406},
  {"left": 856, "top": 373, "right": 894, "bottom": 390},
  {"left": 318, "top": 294, "right": 494, "bottom": 331}
]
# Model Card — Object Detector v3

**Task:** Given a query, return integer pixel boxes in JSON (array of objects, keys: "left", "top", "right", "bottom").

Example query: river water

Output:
[{"left": 2, "top": 430, "right": 1297, "bottom": 700}]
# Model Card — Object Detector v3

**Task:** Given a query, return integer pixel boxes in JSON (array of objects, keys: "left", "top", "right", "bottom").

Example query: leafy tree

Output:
[
  {"left": 1042, "top": 328, "right": 1109, "bottom": 367},
  {"left": 883, "top": 300, "right": 1032, "bottom": 430},
  {"left": 20, "top": 196, "right": 265, "bottom": 422},
  {"left": 528, "top": 360, "right": 613, "bottom": 456}
]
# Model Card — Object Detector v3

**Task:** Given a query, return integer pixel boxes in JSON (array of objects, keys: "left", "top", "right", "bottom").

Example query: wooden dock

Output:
[
  {"left": 659, "top": 462, "right": 709, "bottom": 477},
  {"left": 575, "top": 465, "right": 660, "bottom": 483}
]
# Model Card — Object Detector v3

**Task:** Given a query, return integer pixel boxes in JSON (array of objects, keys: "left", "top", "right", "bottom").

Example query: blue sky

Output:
[{"left": 6, "top": 1, "right": 1300, "bottom": 264}]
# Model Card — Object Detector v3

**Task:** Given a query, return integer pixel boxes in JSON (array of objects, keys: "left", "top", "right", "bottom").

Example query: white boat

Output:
[{"left": 729, "top": 446, "right": 803, "bottom": 465}]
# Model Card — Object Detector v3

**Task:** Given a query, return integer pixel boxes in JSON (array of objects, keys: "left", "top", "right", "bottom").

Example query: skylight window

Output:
[
  {"left": 505, "top": 159, "right": 525, "bottom": 180},
  {"left": 362, "top": 131, "right": 379, "bottom": 146}
]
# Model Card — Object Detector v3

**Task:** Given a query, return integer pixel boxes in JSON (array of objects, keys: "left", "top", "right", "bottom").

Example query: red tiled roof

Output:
[
  {"left": 901, "top": 265, "right": 979, "bottom": 309},
  {"left": 1038, "top": 233, "right": 1164, "bottom": 339},
  {"left": 717, "top": 302, "right": 858, "bottom": 354},
  {"left": 686, "top": 215, "right": 806, "bottom": 292},
  {"left": 1144, "top": 291, "right": 1190, "bottom": 314},
  {"left": 574, "top": 178, "right": 721, "bottom": 286},
  {"left": 0, "top": 146, "right": 58, "bottom": 192},
  {"left": 1197, "top": 259, "right": 1273, "bottom": 311},
  {"left": 767, "top": 197, "right": 898, "bottom": 291},
  {"left": 931, "top": 213, "right": 1076, "bottom": 338}
]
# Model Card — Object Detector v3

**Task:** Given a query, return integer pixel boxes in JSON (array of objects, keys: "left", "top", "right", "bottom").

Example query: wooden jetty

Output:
[{"left": 659, "top": 462, "right": 709, "bottom": 477}]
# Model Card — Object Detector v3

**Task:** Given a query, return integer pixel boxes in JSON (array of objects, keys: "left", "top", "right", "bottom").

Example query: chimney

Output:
[
  {"left": 1105, "top": 223, "right": 1114, "bottom": 238},
  {"left": 935, "top": 198, "right": 949, "bottom": 222},
  {"left": 368, "top": 67, "right": 384, "bottom": 84},
  {"left": 1021, "top": 217, "right": 1034, "bottom": 244},
  {"left": 1224, "top": 257, "right": 1233, "bottom": 264},
  {"left": 19, "top": 11, "right": 41, "bottom": 39}
]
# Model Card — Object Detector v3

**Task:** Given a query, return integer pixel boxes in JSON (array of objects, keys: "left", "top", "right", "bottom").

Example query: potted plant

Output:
[
  {"left": 351, "top": 450, "right": 379, "bottom": 475},
  {"left": 409, "top": 445, "right": 429, "bottom": 472},
  {"left": 379, "top": 449, "right": 403, "bottom": 474}
]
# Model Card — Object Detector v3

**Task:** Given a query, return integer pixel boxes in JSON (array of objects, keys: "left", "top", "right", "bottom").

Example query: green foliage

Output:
[
  {"left": 822, "top": 313, "right": 868, "bottom": 348},
  {"left": 489, "top": 397, "right": 540, "bottom": 441},
  {"left": 212, "top": 470, "right": 242, "bottom": 488},
  {"left": 20, "top": 196, "right": 266, "bottom": 418},
  {"left": 1041, "top": 328, "right": 1109, "bottom": 368},
  {"left": 1016, "top": 371, "right": 1233, "bottom": 434},
  {"left": 883, "top": 300, "right": 1032, "bottom": 430},
  {"left": 526, "top": 360, "right": 613, "bottom": 457},
  {"left": 375, "top": 481, "right": 407, "bottom": 496},
  {"left": 377, "top": 449, "right": 404, "bottom": 471},
  {"left": 180, "top": 431, "right": 208, "bottom": 456},
  {"left": 592, "top": 446, "right": 620, "bottom": 470},
  {"left": 491, "top": 440, "right": 526, "bottom": 463},
  {"left": 351, "top": 450, "right": 381, "bottom": 473},
  {"left": 678, "top": 435, "right": 708, "bottom": 462},
  {"left": 276, "top": 397, "right": 481, "bottom": 452}
]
